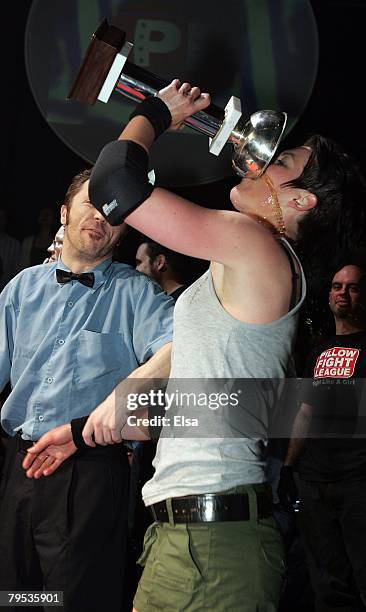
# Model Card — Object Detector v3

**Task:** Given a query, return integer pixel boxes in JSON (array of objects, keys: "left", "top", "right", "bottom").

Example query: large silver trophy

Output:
[{"left": 69, "top": 19, "right": 287, "bottom": 179}]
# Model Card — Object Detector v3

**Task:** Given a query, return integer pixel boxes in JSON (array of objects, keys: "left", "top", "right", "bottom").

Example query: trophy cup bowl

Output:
[{"left": 231, "top": 110, "right": 287, "bottom": 179}]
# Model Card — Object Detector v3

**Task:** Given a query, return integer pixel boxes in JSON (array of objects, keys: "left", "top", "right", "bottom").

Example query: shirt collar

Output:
[{"left": 55, "top": 257, "right": 113, "bottom": 292}]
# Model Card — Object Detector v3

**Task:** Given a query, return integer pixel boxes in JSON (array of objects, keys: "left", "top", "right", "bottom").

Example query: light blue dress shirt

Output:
[{"left": 0, "top": 258, "right": 174, "bottom": 440}]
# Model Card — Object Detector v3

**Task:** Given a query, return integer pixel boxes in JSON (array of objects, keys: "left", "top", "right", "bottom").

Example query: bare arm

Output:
[
  {"left": 128, "top": 187, "right": 275, "bottom": 266},
  {"left": 121, "top": 409, "right": 150, "bottom": 441},
  {"left": 283, "top": 402, "right": 314, "bottom": 466},
  {"left": 276, "top": 402, "right": 314, "bottom": 510}
]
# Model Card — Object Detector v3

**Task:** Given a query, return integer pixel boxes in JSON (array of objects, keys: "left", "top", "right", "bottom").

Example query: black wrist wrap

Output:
[
  {"left": 71, "top": 416, "right": 90, "bottom": 450},
  {"left": 89, "top": 140, "right": 154, "bottom": 226},
  {"left": 148, "top": 403, "right": 166, "bottom": 441},
  {"left": 129, "top": 95, "right": 172, "bottom": 139}
]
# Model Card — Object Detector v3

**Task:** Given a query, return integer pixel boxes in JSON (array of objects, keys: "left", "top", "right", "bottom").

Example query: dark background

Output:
[{"left": 1, "top": 0, "right": 365, "bottom": 257}]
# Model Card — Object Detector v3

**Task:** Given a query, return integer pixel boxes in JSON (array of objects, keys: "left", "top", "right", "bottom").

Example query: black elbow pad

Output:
[{"left": 89, "top": 140, "right": 154, "bottom": 226}]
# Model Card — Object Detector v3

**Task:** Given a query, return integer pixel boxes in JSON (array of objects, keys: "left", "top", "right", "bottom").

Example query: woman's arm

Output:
[{"left": 126, "top": 187, "right": 272, "bottom": 266}]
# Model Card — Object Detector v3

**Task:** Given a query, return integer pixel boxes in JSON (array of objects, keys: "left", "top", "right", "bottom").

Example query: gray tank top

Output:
[{"left": 142, "top": 238, "right": 306, "bottom": 505}]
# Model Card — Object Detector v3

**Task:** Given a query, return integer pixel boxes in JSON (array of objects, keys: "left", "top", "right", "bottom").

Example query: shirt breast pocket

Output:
[{"left": 74, "top": 330, "right": 126, "bottom": 388}]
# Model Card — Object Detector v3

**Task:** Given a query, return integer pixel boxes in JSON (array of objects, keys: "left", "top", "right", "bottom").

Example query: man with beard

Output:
[
  {"left": 278, "top": 263, "right": 366, "bottom": 612},
  {"left": 0, "top": 168, "right": 173, "bottom": 612},
  {"left": 135, "top": 241, "right": 188, "bottom": 300}
]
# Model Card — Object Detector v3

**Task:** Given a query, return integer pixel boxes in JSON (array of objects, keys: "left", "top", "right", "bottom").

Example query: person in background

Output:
[
  {"left": 19, "top": 206, "right": 57, "bottom": 269},
  {"left": 43, "top": 224, "right": 65, "bottom": 263},
  {"left": 0, "top": 208, "right": 21, "bottom": 292},
  {"left": 135, "top": 240, "right": 188, "bottom": 300},
  {"left": 278, "top": 262, "right": 366, "bottom": 612}
]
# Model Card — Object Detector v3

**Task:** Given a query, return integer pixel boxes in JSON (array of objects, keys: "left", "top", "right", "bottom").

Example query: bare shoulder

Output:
[
  {"left": 215, "top": 212, "right": 290, "bottom": 270},
  {"left": 211, "top": 229, "right": 297, "bottom": 324},
  {"left": 200, "top": 206, "right": 287, "bottom": 268}
]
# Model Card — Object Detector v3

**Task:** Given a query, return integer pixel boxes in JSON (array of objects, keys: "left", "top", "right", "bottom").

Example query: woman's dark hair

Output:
[
  {"left": 289, "top": 135, "right": 366, "bottom": 254},
  {"left": 285, "top": 135, "right": 366, "bottom": 335}
]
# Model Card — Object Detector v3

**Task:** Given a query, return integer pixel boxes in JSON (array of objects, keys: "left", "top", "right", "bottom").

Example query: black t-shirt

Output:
[{"left": 298, "top": 331, "right": 366, "bottom": 482}]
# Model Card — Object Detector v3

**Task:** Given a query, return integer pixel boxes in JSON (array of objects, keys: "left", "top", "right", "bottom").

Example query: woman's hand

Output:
[{"left": 157, "top": 79, "right": 211, "bottom": 130}]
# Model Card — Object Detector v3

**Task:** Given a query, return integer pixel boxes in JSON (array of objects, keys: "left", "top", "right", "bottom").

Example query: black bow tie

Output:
[{"left": 56, "top": 269, "right": 94, "bottom": 288}]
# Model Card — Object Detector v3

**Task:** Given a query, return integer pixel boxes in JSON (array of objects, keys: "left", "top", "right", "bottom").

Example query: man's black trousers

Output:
[{"left": 0, "top": 437, "right": 129, "bottom": 612}]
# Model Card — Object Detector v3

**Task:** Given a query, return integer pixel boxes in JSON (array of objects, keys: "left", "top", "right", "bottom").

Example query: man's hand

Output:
[
  {"left": 277, "top": 465, "right": 299, "bottom": 512},
  {"left": 157, "top": 79, "right": 211, "bottom": 130},
  {"left": 22, "top": 423, "right": 77, "bottom": 478}
]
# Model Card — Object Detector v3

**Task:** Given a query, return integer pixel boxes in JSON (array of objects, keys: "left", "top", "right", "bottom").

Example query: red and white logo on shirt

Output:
[{"left": 314, "top": 346, "right": 360, "bottom": 378}]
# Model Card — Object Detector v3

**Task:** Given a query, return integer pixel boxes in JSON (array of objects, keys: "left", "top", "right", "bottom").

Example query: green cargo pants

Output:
[{"left": 133, "top": 484, "right": 285, "bottom": 612}]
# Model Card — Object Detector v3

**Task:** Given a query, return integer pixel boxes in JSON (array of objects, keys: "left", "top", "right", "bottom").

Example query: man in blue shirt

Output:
[{"left": 0, "top": 168, "right": 173, "bottom": 612}]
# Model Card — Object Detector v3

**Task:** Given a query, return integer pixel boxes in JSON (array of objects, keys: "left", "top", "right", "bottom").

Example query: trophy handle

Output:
[
  {"left": 68, "top": 19, "right": 126, "bottom": 105},
  {"left": 68, "top": 19, "right": 287, "bottom": 176}
]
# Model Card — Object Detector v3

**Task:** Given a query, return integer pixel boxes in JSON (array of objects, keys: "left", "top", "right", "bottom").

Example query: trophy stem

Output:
[{"left": 115, "top": 61, "right": 225, "bottom": 140}]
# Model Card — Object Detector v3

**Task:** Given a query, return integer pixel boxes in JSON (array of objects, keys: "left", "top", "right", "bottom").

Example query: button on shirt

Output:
[{"left": 0, "top": 258, "right": 174, "bottom": 440}]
